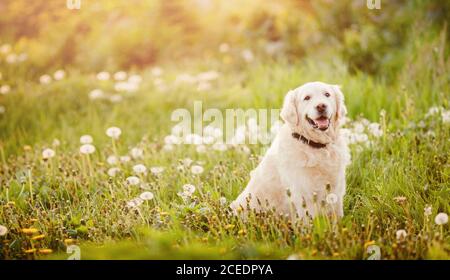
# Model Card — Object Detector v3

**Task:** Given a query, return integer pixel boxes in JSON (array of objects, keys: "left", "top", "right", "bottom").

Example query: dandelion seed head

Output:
[
  {"left": 42, "top": 148, "right": 56, "bottom": 159},
  {"left": 0, "top": 85, "right": 10, "bottom": 95},
  {"left": 191, "top": 165, "right": 204, "bottom": 175},
  {"left": 79, "top": 144, "right": 95, "bottom": 154},
  {"left": 150, "top": 166, "right": 164, "bottom": 175},
  {"left": 113, "top": 71, "right": 127, "bottom": 81},
  {"left": 120, "top": 155, "right": 131, "bottom": 163},
  {"left": 182, "top": 184, "right": 196, "bottom": 195},
  {"left": 435, "top": 212, "right": 448, "bottom": 225},
  {"left": 107, "top": 155, "right": 118, "bottom": 165},
  {"left": 53, "top": 70, "right": 66, "bottom": 80},
  {"left": 130, "top": 147, "right": 144, "bottom": 159},
  {"left": 126, "top": 197, "right": 143, "bottom": 208},
  {"left": 80, "top": 134, "right": 93, "bottom": 144},
  {"left": 133, "top": 164, "right": 147, "bottom": 174},
  {"left": 109, "top": 94, "right": 123, "bottom": 103},
  {"left": 107, "top": 167, "right": 120, "bottom": 177},
  {"left": 139, "top": 191, "right": 154, "bottom": 201},
  {"left": 126, "top": 176, "right": 140, "bottom": 186},
  {"left": 89, "top": 89, "right": 104, "bottom": 100},
  {"left": 182, "top": 158, "right": 193, "bottom": 167},
  {"left": 96, "top": 71, "right": 110, "bottom": 81},
  {"left": 106, "top": 127, "right": 122, "bottom": 139},
  {"left": 0, "top": 225, "right": 8, "bottom": 236},
  {"left": 424, "top": 206, "right": 432, "bottom": 216},
  {"left": 39, "top": 74, "right": 52, "bottom": 85},
  {"left": 151, "top": 67, "right": 163, "bottom": 77}
]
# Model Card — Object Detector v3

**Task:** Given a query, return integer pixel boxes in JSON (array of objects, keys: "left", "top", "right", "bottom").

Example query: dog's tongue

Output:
[{"left": 315, "top": 118, "right": 329, "bottom": 129}]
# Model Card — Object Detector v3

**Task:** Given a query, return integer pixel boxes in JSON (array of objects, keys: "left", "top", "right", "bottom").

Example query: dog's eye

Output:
[
  {"left": 304, "top": 96, "right": 310, "bottom": 101},
  {"left": 324, "top": 92, "right": 330, "bottom": 97}
]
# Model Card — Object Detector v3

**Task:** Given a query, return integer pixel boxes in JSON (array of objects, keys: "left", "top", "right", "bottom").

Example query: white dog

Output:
[{"left": 230, "top": 81, "right": 351, "bottom": 220}]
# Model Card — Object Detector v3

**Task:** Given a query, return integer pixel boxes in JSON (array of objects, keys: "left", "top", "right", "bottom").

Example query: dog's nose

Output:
[{"left": 316, "top": 103, "right": 327, "bottom": 113}]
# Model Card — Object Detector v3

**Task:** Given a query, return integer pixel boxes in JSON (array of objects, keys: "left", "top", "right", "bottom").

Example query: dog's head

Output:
[{"left": 280, "top": 81, "right": 347, "bottom": 143}]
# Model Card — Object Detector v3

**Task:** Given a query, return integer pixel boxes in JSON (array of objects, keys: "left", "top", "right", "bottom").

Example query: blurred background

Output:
[
  {"left": 0, "top": 0, "right": 448, "bottom": 75},
  {"left": 0, "top": 0, "right": 449, "bottom": 154}
]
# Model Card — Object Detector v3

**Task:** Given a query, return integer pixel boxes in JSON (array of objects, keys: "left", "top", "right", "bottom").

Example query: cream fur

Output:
[{"left": 230, "top": 81, "right": 351, "bottom": 220}]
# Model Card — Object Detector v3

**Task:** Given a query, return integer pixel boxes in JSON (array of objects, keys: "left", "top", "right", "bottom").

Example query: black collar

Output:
[{"left": 291, "top": 132, "right": 327, "bottom": 149}]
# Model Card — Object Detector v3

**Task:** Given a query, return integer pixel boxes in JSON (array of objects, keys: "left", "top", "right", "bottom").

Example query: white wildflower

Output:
[
  {"left": 435, "top": 212, "right": 448, "bottom": 225},
  {"left": 191, "top": 165, "right": 204, "bottom": 175},
  {"left": 42, "top": 148, "right": 56, "bottom": 159},
  {"left": 5, "top": 53, "right": 17, "bottom": 64},
  {"left": 109, "top": 94, "right": 123, "bottom": 103},
  {"left": 39, "top": 74, "right": 52, "bottom": 85},
  {"left": 241, "top": 49, "right": 254, "bottom": 62},
  {"left": 79, "top": 144, "right": 95, "bottom": 154},
  {"left": 182, "top": 158, "right": 193, "bottom": 166},
  {"left": 107, "top": 167, "right": 120, "bottom": 177},
  {"left": 113, "top": 71, "right": 127, "bottom": 81},
  {"left": 0, "top": 225, "right": 7, "bottom": 236},
  {"left": 424, "top": 206, "right": 432, "bottom": 216},
  {"left": 150, "top": 166, "right": 164, "bottom": 175},
  {"left": 120, "top": 155, "right": 131, "bottom": 163},
  {"left": 442, "top": 110, "right": 450, "bottom": 123},
  {"left": 126, "top": 176, "right": 140, "bottom": 186},
  {"left": 395, "top": 229, "right": 407, "bottom": 241},
  {"left": 133, "top": 164, "right": 147, "bottom": 174},
  {"left": 53, "top": 70, "right": 66, "bottom": 80},
  {"left": 52, "top": 139, "right": 60, "bottom": 147},
  {"left": 89, "top": 89, "right": 104, "bottom": 100},
  {"left": 79, "top": 134, "right": 93, "bottom": 144},
  {"left": 130, "top": 147, "right": 144, "bottom": 159},
  {"left": 368, "top": 123, "right": 383, "bottom": 137},
  {"left": 139, "top": 191, "right": 154, "bottom": 201},
  {"left": 0, "top": 44, "right": 11, "bottom": 54},
  {"left": 128, "top": 74, "right": 142, "bottom": 84},
  {"left": 126, "top": 197, "right": 143, "bottom": 208},
  {"left": 106, "top": 127, "right": 122, "bottom": 139},
  {"left": 107, "top": 155, "right": 118, "bottom": 165},
  {"left": 151, "top": 67, "right": 163, "bottom": 77},
  {"left": 97, "top": 71, "right": 110, "bottom": 81},
  {"left": 182, "top": 184, "right": 196, "bottom": 195},
  {"left": 0, "top": 85, "right": 10, "bottom": 95}
]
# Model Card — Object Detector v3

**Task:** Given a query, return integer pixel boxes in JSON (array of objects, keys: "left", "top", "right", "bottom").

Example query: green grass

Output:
[{"left": 0, "top": 53, "right": 449, "bottom": 259}]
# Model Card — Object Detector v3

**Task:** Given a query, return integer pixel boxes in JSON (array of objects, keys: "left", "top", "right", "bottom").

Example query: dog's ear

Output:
[
  {"left": 280, "top": 90, "right": 299, "bottom": 126},
  {"left": 332, "top": 85, "right": 347, "bottom": 125}
]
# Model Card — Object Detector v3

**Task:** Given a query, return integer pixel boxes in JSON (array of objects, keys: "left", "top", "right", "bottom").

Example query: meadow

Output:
[{"left": 0, "top": 0, "right": 449, "bottom": 260}]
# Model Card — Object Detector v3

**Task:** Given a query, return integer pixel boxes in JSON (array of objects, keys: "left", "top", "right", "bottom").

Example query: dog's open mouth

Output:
[{"left": 306, "top": 115, "right": 330, "bottom": 131}]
